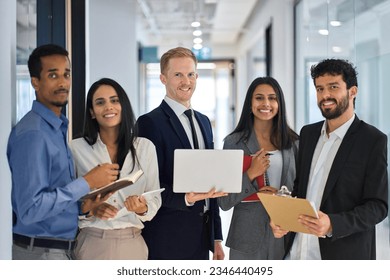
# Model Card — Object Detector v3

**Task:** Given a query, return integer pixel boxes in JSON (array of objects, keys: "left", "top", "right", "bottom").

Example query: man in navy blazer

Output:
[
  {"left": 136, "top": 47, "right": 225, "bottom": 260},
  {"left": 271, "top": 59, "right": 388, "bottom": 259}
]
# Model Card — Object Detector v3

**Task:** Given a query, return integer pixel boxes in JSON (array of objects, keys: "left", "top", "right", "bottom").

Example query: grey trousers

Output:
[{"left": 12, "top": 243, "right": 72, "bottom": 260}]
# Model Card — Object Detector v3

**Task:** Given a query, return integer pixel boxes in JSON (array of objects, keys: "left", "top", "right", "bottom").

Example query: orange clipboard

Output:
[{"left": 257, "top": 192, "right": 318, "bottom": 234}]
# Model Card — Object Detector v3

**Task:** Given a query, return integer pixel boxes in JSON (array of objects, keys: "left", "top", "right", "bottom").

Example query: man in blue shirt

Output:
[{"left": 7, "top": 44, "right": 120, "bottom": 260}]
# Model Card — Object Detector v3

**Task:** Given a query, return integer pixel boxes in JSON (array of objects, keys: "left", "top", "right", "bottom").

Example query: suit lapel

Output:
[
  {"left": 300, "top": 122, "right": 323, "bottom": 197},
  {"left": 244, "top": 131, "right": 260, "bottom": 154},
  {"left": 193, "top": 110, "right": 215, "bottom": 149},
  {"left": 160, "top": 100, "right": 192, "bottom": 148},
  {"left": 280, "top": 149, "right": 292, "bottom": 186},
  {"left": 321, "top": 117, "right": 361, "bottom": 204},
  {"left": 244, "top": 132, "right": 294, "bottom": 187}
]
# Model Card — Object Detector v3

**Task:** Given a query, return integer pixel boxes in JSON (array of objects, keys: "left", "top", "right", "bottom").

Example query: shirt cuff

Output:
[{"left": 184, "top": 195, "right": 195, "bottom": 207}]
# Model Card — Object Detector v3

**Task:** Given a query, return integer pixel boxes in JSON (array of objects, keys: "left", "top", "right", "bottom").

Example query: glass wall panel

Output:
[
  {"left": 295, "top": 0, "right": 390, "bottom": 259},
  {"left": 295, "top": 0, "right": 390, "bottom": 132},
  {"left": 16, "top": 0, "right": 37, "bottom": 123}
]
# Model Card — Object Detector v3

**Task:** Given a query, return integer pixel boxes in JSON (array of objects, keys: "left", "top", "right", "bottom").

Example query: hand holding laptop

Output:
[{"left": 185, "top": 187, "right": 228, "bottom": 204}]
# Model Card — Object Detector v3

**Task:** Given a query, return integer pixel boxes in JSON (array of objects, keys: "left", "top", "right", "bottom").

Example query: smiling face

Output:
[
  {"left": 31, "top": 54, "right": 71, "bottom": 116},
  {"left": 315, "top": 74, "right": 356, "bottom": 120},
  {"left": 160, "top": 57, "right": 198, "bottom": 107},
  {"left": 90, "top": 85, "right": 122, "bottom": 130},
  {"left": 251, "top": 84, "right": 279, "bottom": 122}
]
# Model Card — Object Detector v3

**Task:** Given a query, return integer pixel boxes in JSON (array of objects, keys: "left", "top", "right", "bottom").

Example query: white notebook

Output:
[{"left": 173, "top": 149, "right": 243, "bottom": 193}]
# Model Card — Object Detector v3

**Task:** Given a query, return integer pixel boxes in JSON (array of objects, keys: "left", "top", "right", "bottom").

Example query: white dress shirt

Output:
[
  {"left": 164, "top": 96, "right": 209, "bottom": 210},
  {"left": 267, "top": 150, "right": 282, "bottom": 189},
  {"left": 164, "top": 96, "right": 205, "bottom": 149},
  {"left": 289, "top": 114, "right": 355, "bottom": 259},
  {"left": 69, "top": 135, "right": 162, "bottom": 230}
]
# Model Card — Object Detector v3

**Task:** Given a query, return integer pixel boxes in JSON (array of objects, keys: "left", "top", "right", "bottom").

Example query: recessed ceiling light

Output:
[
  {"left": 193, "top": 43, "right": 203, "bottom": 50},
  {"left": 318, "top": 29, "right": 329, "bottom": 36},
  {"left": 193, "top": 30, "right": 202, "bottom": 36},
  {"left": 332, "top": 46, "right": 342, "bottom": 53},
  {"left": 193, "top": 37, "right": 203, "bottom": 44},
  {"left": 330, "top": 20, "right": 342, "bottom": 27},
  {"left": 191, "top": 21, "right": 201, "bottom": 28}
]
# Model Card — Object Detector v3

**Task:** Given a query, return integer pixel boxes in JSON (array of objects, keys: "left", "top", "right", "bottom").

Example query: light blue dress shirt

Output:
[{"left": 7, "top": 101, "right": 90, "bottom": 240}]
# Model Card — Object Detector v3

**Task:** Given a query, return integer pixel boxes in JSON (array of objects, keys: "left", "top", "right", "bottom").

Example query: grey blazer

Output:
[{"left": 218, "top": 130, "right": 298, "bottom": 259}]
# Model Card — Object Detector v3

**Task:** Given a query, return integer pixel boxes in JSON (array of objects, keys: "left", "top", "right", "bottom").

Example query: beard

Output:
[
  {"left": 51, "top": 100, "right": 68, "bottom": 107},
  {"left": 318, "top": 91, "right": 350, "bottom": 120},
  {"left": 52, "top": 89, "right": 69, "bottom": 107}
]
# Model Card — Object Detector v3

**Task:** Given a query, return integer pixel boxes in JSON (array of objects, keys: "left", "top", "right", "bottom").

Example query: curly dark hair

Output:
[{"left": 310, "top": 58, "right": 358, "bottom": 89}]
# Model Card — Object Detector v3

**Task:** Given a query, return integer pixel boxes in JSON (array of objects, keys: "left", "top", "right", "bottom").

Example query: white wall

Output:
[
  {"left": 233, "top": 0, "right": 296, "bottom": 128},
  {"left": 0, "top": 0, "right": 16, "bottom": 260},
  {"left": 86, "top": 0, "right": 139, "bottom": 116}
]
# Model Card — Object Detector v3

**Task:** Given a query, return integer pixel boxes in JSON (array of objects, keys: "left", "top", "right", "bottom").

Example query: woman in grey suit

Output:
[{"left": 218, "top": 77, "right": 298, "bottom": 260}]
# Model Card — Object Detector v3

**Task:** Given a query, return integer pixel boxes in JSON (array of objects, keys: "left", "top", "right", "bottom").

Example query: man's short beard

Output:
[
  {"left": 52, "top": 100, "right": 68, "bottom": 107},
  {"left": 321, "top": 104, "right": 348, "bottom": 119},
  {"left": 319, "top": 91, "right": 349, "bottom": 120}
]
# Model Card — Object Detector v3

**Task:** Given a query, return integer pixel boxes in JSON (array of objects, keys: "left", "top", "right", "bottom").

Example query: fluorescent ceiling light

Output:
[
  {"left": 332, "top": 46, "right": 342, "bottom": 53},
  {"left": 330, "top": 20, "right": 342, "bottom": 27}
]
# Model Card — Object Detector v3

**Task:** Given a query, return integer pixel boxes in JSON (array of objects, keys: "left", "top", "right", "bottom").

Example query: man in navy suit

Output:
[
  {"left": 271, "top": 59, "right": 388, "bottom": 259},
  {"left": 136, "top": 47, "right": 225, "bottom": 260}
]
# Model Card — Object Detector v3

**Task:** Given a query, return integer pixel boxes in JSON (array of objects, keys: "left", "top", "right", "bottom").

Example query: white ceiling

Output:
[
  {"left": 16, "top": 0, "right": 259, "bottom": 54},
  {"left": 136, "top": 0, "right": 258, "bottom": 46}
]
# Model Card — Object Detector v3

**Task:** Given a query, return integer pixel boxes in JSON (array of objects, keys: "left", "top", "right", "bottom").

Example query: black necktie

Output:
[{"left": 184, "top": 109, "right": 199, "bottom": 149}]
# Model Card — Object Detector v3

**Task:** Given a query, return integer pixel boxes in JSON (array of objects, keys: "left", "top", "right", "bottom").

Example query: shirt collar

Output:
[
  {"left": 164, "top": 95, "right": 191, "bottom": 117},
  {"left": 32, "top": 100, "right": 68, "bottom": 131},
  {"left": 96, "top": 133, "right": 105, "bottom": 147},
  {"left": 321, "top": 114, "right": 355, "bottom": 140}
]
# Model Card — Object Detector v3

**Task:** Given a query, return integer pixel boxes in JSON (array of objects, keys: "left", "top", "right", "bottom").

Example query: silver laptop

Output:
[{"left": 173, "top": 149, "right": 243, "bottom": 193}]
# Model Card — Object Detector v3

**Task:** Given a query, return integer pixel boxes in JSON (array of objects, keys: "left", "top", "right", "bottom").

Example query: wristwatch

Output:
[
  {"left": 137, "top": 210, "right": 148, "bottom": 216},
  {"left": 326, "top": 231, "right": 333, "bottom": 238},
  {"left": 136, "top": 205, "right": 148, "bottom": 216}
]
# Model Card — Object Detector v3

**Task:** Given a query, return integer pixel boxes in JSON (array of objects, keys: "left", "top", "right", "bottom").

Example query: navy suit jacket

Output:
[
  {"left": 286, "top": 116, "right": 388, "bottom": 259},
  {"left": 136, "top": 100, "right": 222, "bottom": 259}
]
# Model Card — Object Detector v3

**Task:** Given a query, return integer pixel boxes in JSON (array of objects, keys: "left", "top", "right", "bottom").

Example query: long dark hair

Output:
[
  {"left": 83, "top": 78, "right": 138, "bottom": 171},
  {"left": 228, "top": 76, "right": 298, "bottom": 150}
]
